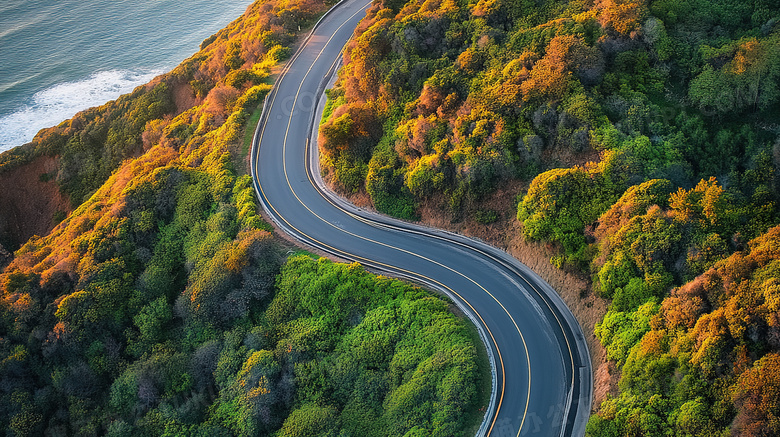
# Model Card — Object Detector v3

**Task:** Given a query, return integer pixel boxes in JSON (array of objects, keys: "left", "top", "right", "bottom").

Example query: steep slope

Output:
[
  {"left": 0, "top": 0, "right": 328, "bottom": 249},
  {"left": 0, "top": 156, "right": 71, "bottom": 251}
]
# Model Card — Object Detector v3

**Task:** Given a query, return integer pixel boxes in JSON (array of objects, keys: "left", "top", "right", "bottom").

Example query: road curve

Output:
[{"left": 250, "top": 0, "right": 592, "bottom": 435}]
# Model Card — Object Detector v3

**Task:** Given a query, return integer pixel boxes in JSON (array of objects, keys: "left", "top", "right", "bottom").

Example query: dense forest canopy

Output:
[
  {"left": 0, "top": 0, "right": 487, "bottom": 435},
  {"left": 318, "top": 0, "right": 780, "bottom": 435},
  {"left": 3, "top": 0, "right": 780, "bottom": 434}
]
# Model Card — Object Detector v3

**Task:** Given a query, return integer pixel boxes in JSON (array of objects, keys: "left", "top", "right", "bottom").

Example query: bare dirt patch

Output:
[
  {"left": 0, "top": 156, "right": 72, "bottom": 253},
  {"left": 171, "top": 80, "right": 200, "bottom": 114},
  {"left": 0, "top": 243, "right": 11, "bottom": 271},
  {"left": 592, "top": 358, "right": 620, "bottom": 409}
]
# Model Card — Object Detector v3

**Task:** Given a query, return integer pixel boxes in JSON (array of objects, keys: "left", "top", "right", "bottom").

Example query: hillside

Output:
[
  {"left": 0, "top": 0, "right": 322, "bottom": 250},
  {"left": 0, "top": 1, "right": 488, "bottom": 435},
  {"left": 4, "top": 0, "right": 780, "bottom": 434},
  {"left": 0, "top": 156, "right": 71, "bottom": 251},
  {"left": 319, "top": 0, "right": 780, "bottom": 435}
]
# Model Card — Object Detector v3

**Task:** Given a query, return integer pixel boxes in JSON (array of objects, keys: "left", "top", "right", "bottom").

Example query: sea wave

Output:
[
  {"left": 0, "top": 11, "right": 49, "bottom": 41},
  {"left": 0, "top": 69, "right": 161, "bottom": 153}
]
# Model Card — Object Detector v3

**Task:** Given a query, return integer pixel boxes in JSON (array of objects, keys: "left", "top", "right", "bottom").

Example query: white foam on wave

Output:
[{"left": 0, "top": 68, "right": 162, "bottom": 153}]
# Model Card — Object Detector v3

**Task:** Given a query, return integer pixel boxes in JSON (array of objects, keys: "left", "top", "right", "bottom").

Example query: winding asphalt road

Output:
[{"left": 251, "top": 0, "right": 592, "bottom": 435}]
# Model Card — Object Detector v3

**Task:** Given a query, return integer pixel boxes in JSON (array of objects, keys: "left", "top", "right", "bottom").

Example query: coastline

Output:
[{"left": 0, "top": 0, "right": 254, "bottom": 153}]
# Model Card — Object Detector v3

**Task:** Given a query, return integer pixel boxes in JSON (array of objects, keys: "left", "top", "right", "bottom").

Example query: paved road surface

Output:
[{"left": 251, "top": 1, "right": 592, "bottom": 435}]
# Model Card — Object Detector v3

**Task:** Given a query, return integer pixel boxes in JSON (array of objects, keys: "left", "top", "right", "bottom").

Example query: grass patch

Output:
[
  {"left": 289, "top": 249, "right": 320, "bottom": 259},
  {"left": 320, "top": 87, "right": 346, "bottom": 126},
  {"left": 475, "top": 208, "right": 499, "bottom": 224},
  {"left": 242, "top": 103, "right": 265, "bottom": 156}
]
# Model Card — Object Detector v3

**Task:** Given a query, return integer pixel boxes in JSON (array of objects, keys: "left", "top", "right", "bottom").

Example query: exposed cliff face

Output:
[
  {"left": 0, "top": 243, "right": 11, "bottom": 270},
  {"left": 0, "top": 155, "right": 71, "bottom": 251}
]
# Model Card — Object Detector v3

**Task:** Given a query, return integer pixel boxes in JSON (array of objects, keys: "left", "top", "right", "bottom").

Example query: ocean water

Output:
[{"left": 0, "top": 0, "right": 254, "bottom": 152}]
